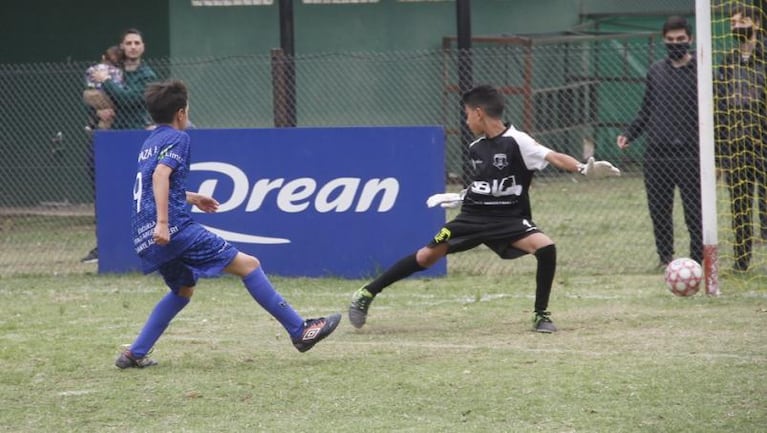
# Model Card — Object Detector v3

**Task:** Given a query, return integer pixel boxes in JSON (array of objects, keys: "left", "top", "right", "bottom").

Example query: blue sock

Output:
[
  {"left": 130, "top": 292, "right": 190, "bottom": 358},
  {"left": 243, "top": 267, "right": 304, "bottom": 339}
]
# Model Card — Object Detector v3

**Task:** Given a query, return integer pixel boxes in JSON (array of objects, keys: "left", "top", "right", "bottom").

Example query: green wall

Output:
[
  {"left": 0, "top": 0, "right": 699, "bottom": 63},
  {"left": 169, "top": 0, "right": 581, "bottom": 57},
  {"left": 0, "top": 0, "right": 170, "bottom": 62}
]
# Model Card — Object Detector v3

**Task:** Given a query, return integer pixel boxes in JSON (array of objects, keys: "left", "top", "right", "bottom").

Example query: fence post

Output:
[
  {"left": 271, "top": 48, "right": 296, "bottom": 128},
  {"left": 273, "top": 0, "right": 296, "bottom": 127},
  {"left": 456, "top": 0, "right": 473, "bottom": 183}
]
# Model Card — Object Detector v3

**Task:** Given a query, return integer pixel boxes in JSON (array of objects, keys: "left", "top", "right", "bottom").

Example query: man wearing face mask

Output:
[
  {"left": 715, "top": 4, "right": 767, "bottom": 272},
  {"left": 617, "top": 16, "right": 702, "bottom": 269}
]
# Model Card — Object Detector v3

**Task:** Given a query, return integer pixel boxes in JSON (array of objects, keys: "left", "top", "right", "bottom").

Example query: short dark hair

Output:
[
  {"left": 730, "top": 3, "right": 761, "bottom": 24},
  {"left": 103, "top": 45, "right": 124, "bottom": 66},
  {"left": 461, "top": 85, "right": 504, "bottom": 119},
  {"left": 120, "top": 28, "right": 144, "bottom": 43},
  {"left": 145, "top": 80, "right": 188, "bottom": 124},
  {"left": 662, "top": 16, "right": 692, "bottom": 36}
]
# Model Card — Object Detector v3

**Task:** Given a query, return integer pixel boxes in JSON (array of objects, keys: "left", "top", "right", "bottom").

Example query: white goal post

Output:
[{"left": 696, "top": 0, "right": 721, "bottom": 296}]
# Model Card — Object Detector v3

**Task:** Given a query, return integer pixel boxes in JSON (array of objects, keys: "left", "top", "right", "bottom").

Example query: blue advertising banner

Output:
[{"left": 95, "top": 127, "right": 446, "bottom": 278}]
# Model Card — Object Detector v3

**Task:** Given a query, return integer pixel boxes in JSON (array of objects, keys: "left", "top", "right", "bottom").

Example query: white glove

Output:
[
  {"left": 426, "top": 192, "right": 463, "bottom": 208},
  {"left": 578, "top": 157, "right": 621, "bottom": 178}
]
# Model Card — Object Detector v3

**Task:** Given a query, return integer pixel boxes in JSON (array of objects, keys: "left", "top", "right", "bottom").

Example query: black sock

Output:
[
  {"left": 534, "top": 244, "right": 556, "bottom": 313},
  {"left": 365, "top": 253, "right": 426, "bottom": 295}
]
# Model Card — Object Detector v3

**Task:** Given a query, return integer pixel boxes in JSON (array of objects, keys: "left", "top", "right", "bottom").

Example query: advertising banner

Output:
[{"left": 95, "top": 127, "right": 446, "bottom": 278}]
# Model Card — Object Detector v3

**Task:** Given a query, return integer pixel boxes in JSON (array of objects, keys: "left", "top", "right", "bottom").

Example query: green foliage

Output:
[{"left": 0, "top": 273, "right": 764, "bottom": 433}]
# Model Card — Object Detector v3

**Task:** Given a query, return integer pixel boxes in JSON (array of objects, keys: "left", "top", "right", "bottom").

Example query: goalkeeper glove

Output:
[
  {"left": 577, "top": 157, "right": 621, "bottom": 178},
  {"left": 426, "top": 192, "right": 463, "bottom": 208}
]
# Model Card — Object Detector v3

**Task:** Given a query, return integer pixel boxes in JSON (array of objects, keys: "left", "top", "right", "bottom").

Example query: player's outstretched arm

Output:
[
  {"left": 545, "top": 152, "right": 621, "bottom": 178},
  {"left": 578, "top": 156, "right": 621, "bottom": 178}
]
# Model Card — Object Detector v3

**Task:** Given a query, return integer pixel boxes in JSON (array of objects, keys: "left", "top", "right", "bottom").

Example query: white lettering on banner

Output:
[
  {"left": 187, "top": 161, "right": 400, "bottom": 245},
  {"left": 201, "top": 225, "right": 290, "bottom": 244},
  {"left": 352, "top": 178, "right": 399, "bottom": 212},
  {"left": 315, "top": 177, "right": 360, "bottom": 212},
  {"left": 190, "top": 162, "right": 400, "bottom": 213},
  {"left": 194, "top": 162, "right": 250, "bottom": 212},
  {"left": 274, "top": 178, "right": 316, "bottom": 213}
]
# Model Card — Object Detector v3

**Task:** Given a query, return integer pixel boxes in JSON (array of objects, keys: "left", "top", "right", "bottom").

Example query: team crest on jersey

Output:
[{"left": 493, "top": 153, "right": 508, "bottom": 170}]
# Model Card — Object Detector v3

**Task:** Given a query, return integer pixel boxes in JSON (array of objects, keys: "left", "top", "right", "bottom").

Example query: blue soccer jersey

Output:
[{"left": 131, "top": 125, "right": 205, "bottom": 273}]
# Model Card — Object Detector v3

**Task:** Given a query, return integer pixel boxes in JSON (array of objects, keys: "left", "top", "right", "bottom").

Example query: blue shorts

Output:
[{"left": 157, "top": 230, "right": 239, "bottom": 292}]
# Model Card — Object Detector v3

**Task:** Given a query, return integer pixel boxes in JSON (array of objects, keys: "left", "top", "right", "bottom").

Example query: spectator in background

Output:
[
  {"left": 715, "top": 4, "right": 767, "bottom": 272},
  {"left": 81, "top": 28, "right": 158, "bottom": 264},
  {"left": 617, "top": 16, "right": 702, "bottom": 268},
  {"left": 90, "top": 28, "right": 158, "bottom": 129},
  {"left": 83, "top": 45, "right": 124, "bottom": 130}
]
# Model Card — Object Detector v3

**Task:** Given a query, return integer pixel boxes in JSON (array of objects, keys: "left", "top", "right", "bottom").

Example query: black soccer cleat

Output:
[
  {"left": 80, "top": 247, "right": 99, "bottom": 264},
  {"left": 292, "top": 313, "right": 341, "bottom": 353},
  {"left": 348, "top": 287, "right": 375, "bottom": 329},
  {"left": 115, "top": 349, "right": 158, "bottom": 369},
  {"left": 532, "top": 311, "right": 557, "bottom": 333}
]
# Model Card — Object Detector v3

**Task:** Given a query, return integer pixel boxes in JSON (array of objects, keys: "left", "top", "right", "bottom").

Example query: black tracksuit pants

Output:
[{"left": 643, "top": 156, "right": 703, "bottom": 265}]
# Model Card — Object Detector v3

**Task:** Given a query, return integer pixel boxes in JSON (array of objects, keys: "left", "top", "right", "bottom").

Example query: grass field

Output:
[
  {"left": 1, "top": 174, "right": 766, "bottom": 432},
  {"left": 1, "top": 271, "right": 765, "bottom": 433}
]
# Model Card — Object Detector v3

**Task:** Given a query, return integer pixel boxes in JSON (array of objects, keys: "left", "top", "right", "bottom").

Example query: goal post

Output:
[{"left": 696, "top": 0, "right": 721, "bottom": 296}]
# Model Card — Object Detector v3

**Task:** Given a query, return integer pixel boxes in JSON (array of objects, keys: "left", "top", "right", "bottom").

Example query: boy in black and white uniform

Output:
[{"left": 349, "top": 84, "right": 621, "bottom": 333}]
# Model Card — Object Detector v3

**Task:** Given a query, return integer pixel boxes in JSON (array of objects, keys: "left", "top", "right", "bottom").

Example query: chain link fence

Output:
[{"left": 1, "top": 30, "right": 764, "bottom": 286}]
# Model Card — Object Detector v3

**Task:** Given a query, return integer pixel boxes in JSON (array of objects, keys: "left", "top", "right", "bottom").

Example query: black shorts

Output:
[{"left": 427, "top": 212, "right": 541, "bottom": 259}]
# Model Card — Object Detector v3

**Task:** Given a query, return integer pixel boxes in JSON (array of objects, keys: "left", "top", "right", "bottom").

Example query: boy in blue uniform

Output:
[{"left": 116, "top": 80, "right": 340, "bottom": 369}]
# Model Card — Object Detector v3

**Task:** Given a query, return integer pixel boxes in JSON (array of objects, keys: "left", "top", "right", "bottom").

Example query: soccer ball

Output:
[{"left": 664, "top": 258, "right": 703, "bottom": 296}]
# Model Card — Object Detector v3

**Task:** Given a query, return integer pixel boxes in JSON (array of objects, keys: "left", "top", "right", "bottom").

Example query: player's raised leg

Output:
[
  {"left": 349, "top": 243, "right": 446, "bottom": 328},
  {"left": 226, "top": 252, "right": 341, "bottom": 352}
]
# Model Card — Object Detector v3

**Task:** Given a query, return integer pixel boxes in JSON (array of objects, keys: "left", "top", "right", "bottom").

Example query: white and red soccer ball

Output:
[{"left": 664, "top": 258, "right": 703, "bottom": 296}]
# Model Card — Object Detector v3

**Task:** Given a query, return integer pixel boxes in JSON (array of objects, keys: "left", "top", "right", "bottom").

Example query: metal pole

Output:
[
  {"left": 276, "top": 0, "right": 296, "bottom": 127},
  {"left": 271, "top": 48, "right": 291, "bottom": 127},
  {"left": 456, "top": 0, "right": 472, "bottom": 184},
  {"left": 279, "top": 0, "right": 295, "bottom": 56}
]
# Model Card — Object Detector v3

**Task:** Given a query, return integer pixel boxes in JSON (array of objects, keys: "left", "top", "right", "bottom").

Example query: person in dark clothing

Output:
[
  {"left": 348, "top": 84, "right": 621, "bottom": 334},
  {"left": 714, "top": 4, "right": 767, "bottom": 272},
  {"left": 617, "top": 16, "right": 702, "bottom": 268}
]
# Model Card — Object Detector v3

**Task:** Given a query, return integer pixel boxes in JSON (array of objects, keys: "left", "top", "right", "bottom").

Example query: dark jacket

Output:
[
  {"left": 714, "top": 38, "right": 767, "bottom": 165},
  {"left": 103, "top": 62, "right": 158, "bottom": 130},
  {"left": 624, "top": 56, "right": 699, "bottom": 160}
]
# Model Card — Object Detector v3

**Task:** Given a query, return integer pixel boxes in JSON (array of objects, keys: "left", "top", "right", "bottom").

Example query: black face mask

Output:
[
  {"left": 666, "top": 42, "right": 690, "bottom": 60},
  {"left": 732, "top": 26, "right": 754, "bottom": 42}
]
